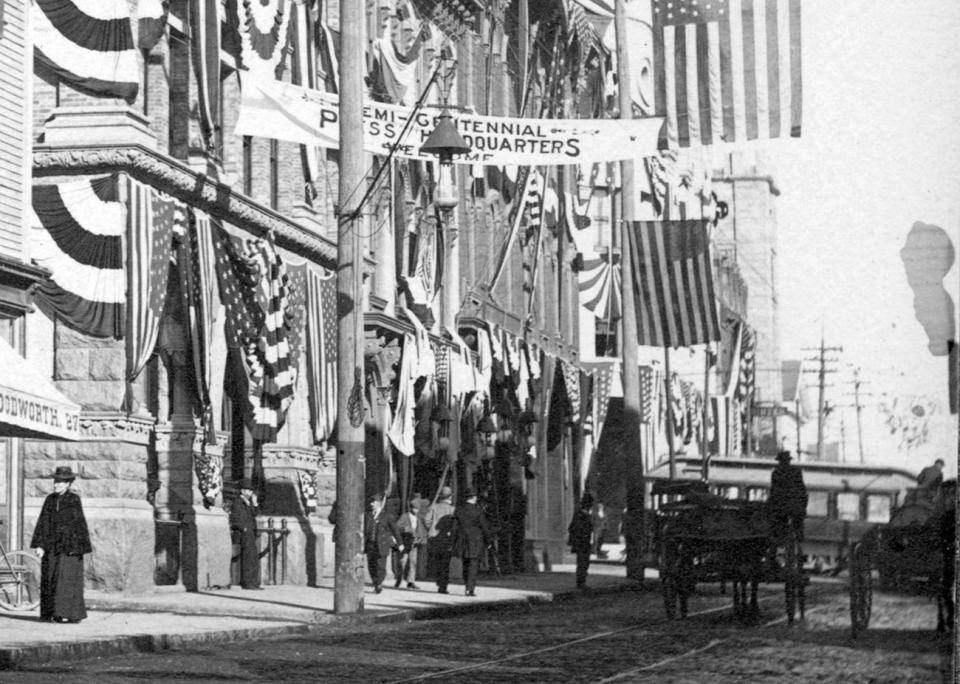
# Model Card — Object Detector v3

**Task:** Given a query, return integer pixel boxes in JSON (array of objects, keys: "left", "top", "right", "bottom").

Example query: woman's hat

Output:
[{"left": 53, "top": 466, "right": 76, "bottom": 483}]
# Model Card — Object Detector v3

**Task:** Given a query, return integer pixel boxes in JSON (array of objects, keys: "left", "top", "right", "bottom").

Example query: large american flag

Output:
[
  {"left": 302, "top": 265, "right": 338, "bottom": 444},
  {"left": 652, "top": 0, "right": 802, "bottom": 149},
  {"left": 627, "top": 220, "right": 721, "bottom": 348},
  {"left": 639, "top": 365, "right": 662, "bottom": 425}
]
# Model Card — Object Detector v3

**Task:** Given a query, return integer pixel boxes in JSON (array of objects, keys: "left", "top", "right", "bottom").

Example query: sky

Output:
[{"left": 761, "top": 1, "right": 960, "bottom": 474}]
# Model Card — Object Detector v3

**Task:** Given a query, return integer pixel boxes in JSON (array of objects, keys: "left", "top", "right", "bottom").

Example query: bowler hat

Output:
[
  {"left": 581, "top": 493, "right": 594, "bottom": 508},
  {"left": 53, "top": 465, "right": 76, "bottom": 483},
  {"left": 463, "top": 488, "right": 476, "bottom": 499},
  {"left": 776, "top": 450, "right": 792, "bottom": 462}
]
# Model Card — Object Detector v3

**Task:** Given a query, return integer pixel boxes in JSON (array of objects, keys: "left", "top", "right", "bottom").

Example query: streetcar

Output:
[{"left": 645, "top": 456, "right": 917, "bottom": 573}]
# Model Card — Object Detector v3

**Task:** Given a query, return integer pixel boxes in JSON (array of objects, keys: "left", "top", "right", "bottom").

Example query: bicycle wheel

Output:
[{"left": 0, "top": 551, "right": 42, "bottom": 611}]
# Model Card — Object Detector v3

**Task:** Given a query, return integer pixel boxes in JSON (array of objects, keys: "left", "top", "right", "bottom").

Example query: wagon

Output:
[
  {"left": 653, "top": 480, "right": 806, "bottom": 623},
  {"left": 847, "top": 481, "right": 955, "bottom": 636}
]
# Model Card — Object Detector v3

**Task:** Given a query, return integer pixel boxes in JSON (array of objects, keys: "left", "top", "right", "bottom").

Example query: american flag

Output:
[
  {"left": 626, "top": 220, "right": 721, "bottom": 348},
  {"left": 652, "top": 0, "right": 802, "bottom": 149},
  {"left": 124, "top": 181, "right": 180, "bottom": 410},
  {"left": 191, "top": 0, "right": 221, "bottom": 146},
  {"left": 582, "top": 361, "right": 615, "bottom": 439},
  {"left": 303, "top": 265, "right": 338, "bottom": 444},
  {"left": 561, "top": 359, "right": 581, "bottom": 423},
  {"left": 736, "top": 323, "right": 756, "bottom": 403},
  {"left": 639, "top": 365, "right": 662, "bottom": 424}
]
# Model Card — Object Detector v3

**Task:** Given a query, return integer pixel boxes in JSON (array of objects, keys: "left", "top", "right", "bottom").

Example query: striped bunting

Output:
[
  {"left": 652, "top": 0, "right": 802, "bottom": 149},
  {"left": 295, "top": 263, "right": 337, "bottom": 445},
  {"left": 708, "top": 395, "right": 732, "bottom": 456},
  {"left": 137, "top": 0, "right": 169, "bottom": 50},
  {"left": 577, "top": 252, "right": 621, "bottom": 321},
  {"left": 191, "top": 0, "right": 221, "bottom": 146},
  {"left": 31, "top": 177, "right": 126, "bottom": 338},
  {"left": 124, "top": 179, "right": 180, "bottom": 410},
  {"left": 627, "top": 220, "right": 721, "bottom": 348},
  {"left": 32, "top": 0, "right": 139, "bottom": 101}
]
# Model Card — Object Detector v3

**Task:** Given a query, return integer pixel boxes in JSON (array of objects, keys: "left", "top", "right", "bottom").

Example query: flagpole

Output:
[
  {"left": 615, "top": 0, "right": 644, "bottom": 581},
  {"left": 663, "top": 347, "right": 676, "bottom": 480},
  {"left": 701, "top": 349, "right": 710, "bottom": 482}
]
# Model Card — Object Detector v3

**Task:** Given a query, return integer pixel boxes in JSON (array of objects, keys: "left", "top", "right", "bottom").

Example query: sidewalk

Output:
[{"left": 0, "top": 562, "right": 637, "bottom": 670}]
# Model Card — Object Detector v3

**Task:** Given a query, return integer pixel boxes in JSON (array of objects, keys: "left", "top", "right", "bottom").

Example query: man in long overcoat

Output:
[
  {"left": 424, "top": 486, "right": 457, "bottom": 593},
  {"left": 364, "top": 497, "right": 400, "bottom": 593},
  {"left": 454, "top": 489, "right": 492, "bottom": 596},
  {"left": 568, "top": 494, "right": 594, "bottom": 589},
  {"left": 768, "top": 451, "right": 808, "bottom": 541},
  {"left": 229, "top": 479, "right": 261, "bottom": 589},
  {"left": 31, "top": 465, "right": 92, "bottom": 623}
]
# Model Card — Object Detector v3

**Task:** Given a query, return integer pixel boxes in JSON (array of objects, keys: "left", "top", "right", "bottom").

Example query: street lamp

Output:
[{"left": 420, "top": 109, "right": 471, "bottom": 211}]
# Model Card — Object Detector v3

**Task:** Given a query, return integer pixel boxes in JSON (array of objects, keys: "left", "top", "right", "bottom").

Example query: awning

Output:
[{"left": 0, "top": 337, "right": 81, "bottom": 440}]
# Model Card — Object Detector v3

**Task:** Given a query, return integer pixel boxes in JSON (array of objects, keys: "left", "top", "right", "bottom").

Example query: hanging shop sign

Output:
[{"left": 234, "top": 79, "right": 664, "bottom": 166}]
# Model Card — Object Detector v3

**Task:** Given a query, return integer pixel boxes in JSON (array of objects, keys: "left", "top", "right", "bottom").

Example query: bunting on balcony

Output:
[
  {"left": 32, "top": 0, "right": 140, "bottom": 101},
  {"left": 124, "top": 180, "right": 182, "bottom": 412},
  {"left": 31, "top": 176, "right": 126, "bottom": 339},
  {"left": 214, "top": 226, "right": 303, "bottom": 442}
]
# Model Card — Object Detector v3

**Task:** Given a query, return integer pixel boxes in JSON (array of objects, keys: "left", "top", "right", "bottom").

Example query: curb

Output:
[{"left": 0, "top": 581, "right": 639, "bottom": 670}]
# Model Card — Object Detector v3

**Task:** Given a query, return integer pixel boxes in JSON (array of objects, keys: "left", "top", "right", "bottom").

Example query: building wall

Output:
[{"left": 0, "top": 0, "right": 29, "bottom": 261}]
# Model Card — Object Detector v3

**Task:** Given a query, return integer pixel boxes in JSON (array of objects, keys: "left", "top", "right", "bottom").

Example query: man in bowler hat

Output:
[
  {"left": 230, "top": 478, "right": 261, "bottom": 589},
  {"left": 768, "top": 450, "right": 808, "bottom": 541},
  {"left": 424, "top": 486, "right": 457, "bottom": 593},
  {"left": 454, "top": 489, "right": 492, "bottom": 596}
]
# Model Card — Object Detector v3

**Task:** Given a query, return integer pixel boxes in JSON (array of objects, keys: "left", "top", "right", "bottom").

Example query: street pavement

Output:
[{"left": 0, "top": 561, "right": 635, "bottom": 670}]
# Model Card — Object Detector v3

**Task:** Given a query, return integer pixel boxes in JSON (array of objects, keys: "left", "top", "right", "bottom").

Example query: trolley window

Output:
[
  {"left": 806, "top": 490, "right": 829, "bottom": 518},
  {"left": 865, "top": 494, "right": 891, "bottom": 523},
  {"left": 747, "top": 487, "right": 767, "bottom": 502},
  {"left": 836, "top": 492, "right": 861, "bottom": 521}
]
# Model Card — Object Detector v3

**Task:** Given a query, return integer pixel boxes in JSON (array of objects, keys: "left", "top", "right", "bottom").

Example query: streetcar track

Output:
[{"left": 386, "top": 586, "right": 835, "bottom": 683}]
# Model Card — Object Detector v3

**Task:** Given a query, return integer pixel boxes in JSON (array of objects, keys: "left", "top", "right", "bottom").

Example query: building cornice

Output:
[{"left": 32, "top": 144, "right": 338, "bottom": 269}]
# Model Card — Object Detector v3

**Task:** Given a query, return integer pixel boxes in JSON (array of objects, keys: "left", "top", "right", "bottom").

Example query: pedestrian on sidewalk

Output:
[
  {"left": 425, "top": 486, "right": 456, "bottom": 594},
  {"left": 31, "top": 465, "right": 92, "bottom": 623},
  {"left": 396, "top": 499, "right": 428, "bottom": 589},
  {"left": 230, "top": 479, "right": 262, "bottom": 590},
  {"left": 455, "top": 489, "right": 492, "bottom": 597},
  {"left": 591, "top": 501, "right": 608, "bottom": 559},
  {"left": 568, "top": 494, "right": 594, "bottom": 589},
  {"left": 365, "top": 497, "right": 401, "bottom": 594}
]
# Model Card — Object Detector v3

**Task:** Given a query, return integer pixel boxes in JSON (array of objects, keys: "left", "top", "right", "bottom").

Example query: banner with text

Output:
[{"left": 235, "top": 80, "right": 664, "bottom": 166}]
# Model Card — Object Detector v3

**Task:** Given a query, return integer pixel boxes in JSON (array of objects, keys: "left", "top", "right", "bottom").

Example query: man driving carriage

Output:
[{"left": 768, "top": 450, "right": 808, "bottom": 541}]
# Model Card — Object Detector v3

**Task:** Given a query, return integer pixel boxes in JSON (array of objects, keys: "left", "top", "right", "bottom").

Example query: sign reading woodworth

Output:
[
  {"left": 0, "top": 388, "right": 80, "bottom": 440},
  {"left": 235, "top": 79, "right": 664, "bottom": 166}
]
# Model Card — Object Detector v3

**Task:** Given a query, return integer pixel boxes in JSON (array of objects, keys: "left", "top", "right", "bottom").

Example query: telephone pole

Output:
[
  {"left": 334, "top": 0, "right": 367, "bottom": 614},
  {"left": 802, "top": 335, "right": 842, "bottom": 461},
  {"left": 615, "top": 0, "right": 644, "bottom": 581},
  {"left": 852, "top": 367, "right": 866, "bottom": 464}
]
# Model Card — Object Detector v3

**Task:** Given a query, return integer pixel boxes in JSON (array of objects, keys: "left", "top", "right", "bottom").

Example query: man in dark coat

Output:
[
  {"left": 229, "top": 479, "right": 261, "bottom": 590},
  {"left": 364, "top": 497, "right": 400, "bottom": 593},
  {"left": 568, "top": 494, "right": 594, "bottom": 589},
  {"left": 31, "top": 466, "right": 92, "bottom": 623},
  {"left": 454, "top": 489, "right": 492, "bottom": 596},
  {"left": 916, "top": 459, "right": 945, "bottom": 505},
  {"left": 424, "top": 486, "right": 457, "bottom": 593},
  {"left": 768, "top": 451, "right": 808, "bottom": 541}
]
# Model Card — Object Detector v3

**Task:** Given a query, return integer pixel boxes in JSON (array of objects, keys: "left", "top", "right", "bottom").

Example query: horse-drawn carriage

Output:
[
  {"left": 847, "top": 480, "right": 956, "bottom": 635},
  {"left": 653, "top": 480, "right": 806, "bottom": 623}
]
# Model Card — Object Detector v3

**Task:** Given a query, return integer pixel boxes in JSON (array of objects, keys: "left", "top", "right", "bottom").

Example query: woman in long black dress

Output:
[{"left": 30, "top": 465, "right": 92, "bottom": 623}]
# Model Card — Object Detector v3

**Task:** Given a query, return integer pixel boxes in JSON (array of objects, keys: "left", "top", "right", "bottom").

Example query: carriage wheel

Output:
[
  {"left": 849, "top": 541, "right": 873, "bottom": 636},
  {"left": 660, "top": 541, "right": 678, "bottom": 620},
  {"left": 0, "top": 551, "right": 42, "bottom": 611}
]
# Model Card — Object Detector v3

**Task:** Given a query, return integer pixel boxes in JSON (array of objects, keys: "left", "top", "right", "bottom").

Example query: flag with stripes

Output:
[
  {"left": 302, "top": 265, "right": 338, "bottom": 444},
  {"left": 626, "top": 220, "right": 721, "bottom": 348},
  {"left": 191, "top": 0, "right": 222, "bottom": 147},
  {"left": 639, "top": 365, "right": 662, "bottom": 424},
  {"left": 32, "top": 0, "right": 139, "bottom": 101},
  {"left": 652, "top": 0, "right": 802, "bottom": 149},
  {"left": 124, "top": 180, "right": 181, "bottom": 410},
  {"left": 488, "top": 166, "right": 540, "bottom": 293},
  {"left": 736, "top": 323, "right": 757, "bottom": 403},
  {"left": 31, "top": 177, "right": 126, "bottom": 338},
  {"left": 708, "top": 395, "right": 732, "bottom": 456}
]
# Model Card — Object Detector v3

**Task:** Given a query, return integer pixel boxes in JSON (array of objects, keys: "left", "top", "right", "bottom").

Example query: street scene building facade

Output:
[{"left": 1, "top": 0, "right": 800, "bottom": 595}]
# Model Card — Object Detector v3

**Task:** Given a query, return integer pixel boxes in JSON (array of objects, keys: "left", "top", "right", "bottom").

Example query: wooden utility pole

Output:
[
  {"left": 802, "top": 335, "right": 841, "bottom": 461},
  {"left": 615, "top": 0, "right": 644, "bottom": 581},
  {"left": 852, "top": 367, "right": 866, "bottom": 464},
  {"left": 334, "top": 0, "right": 366, "bottom": 614}
]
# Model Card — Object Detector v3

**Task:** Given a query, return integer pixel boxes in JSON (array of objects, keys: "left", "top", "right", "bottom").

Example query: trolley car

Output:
[{"left": 646, "top": 456, "right": 917, "bottom": 573}]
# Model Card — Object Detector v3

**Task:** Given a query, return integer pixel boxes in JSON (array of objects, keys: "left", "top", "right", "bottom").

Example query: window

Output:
[
  {"left": 866, "top": 494, "right": 891, "bottom": 523},
  {"left": 806, "top": 491, "right": 829, "bottom": 518},
  {"left": 595, "top": 319, "right": 617, "bottom": 357},
  {"left": 836, "top": 492, "right": 860, "bottom": 521},
  {"left": 747, "top": 487, "right": 768, "bottom": 502}
]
